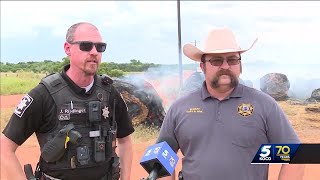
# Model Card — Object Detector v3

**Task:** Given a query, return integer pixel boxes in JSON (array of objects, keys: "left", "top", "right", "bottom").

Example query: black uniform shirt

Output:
[{"left": 3, "top": 65, "right": 135, "bottom": 145}]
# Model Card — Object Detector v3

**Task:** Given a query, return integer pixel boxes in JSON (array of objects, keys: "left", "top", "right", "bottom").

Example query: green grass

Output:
[
  {"left": 0, "top": 72, "right": 144, "bottom": 95},
  {"left": 0, "top": 72, "right": 45, "bottom": 95}
]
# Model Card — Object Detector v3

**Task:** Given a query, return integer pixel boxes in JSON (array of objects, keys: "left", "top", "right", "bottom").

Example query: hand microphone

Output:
[{"left": 140, "top": 137, "right": 179, "bottom": 180}]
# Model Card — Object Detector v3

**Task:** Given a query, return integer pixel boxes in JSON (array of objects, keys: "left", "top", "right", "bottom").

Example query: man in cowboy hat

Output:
[{"left": 157, "top": 27, "right": 304, "bottom": 180}]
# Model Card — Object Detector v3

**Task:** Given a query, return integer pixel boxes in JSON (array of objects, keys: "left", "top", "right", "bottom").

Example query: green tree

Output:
[{"left": 108, "top": 69, "right": 124, "bottom": 77}]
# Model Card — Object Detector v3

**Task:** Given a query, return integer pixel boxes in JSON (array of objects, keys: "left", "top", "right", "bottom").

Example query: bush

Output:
[{"left": 108, "top": 69, "right": 124, "bottom": 77}]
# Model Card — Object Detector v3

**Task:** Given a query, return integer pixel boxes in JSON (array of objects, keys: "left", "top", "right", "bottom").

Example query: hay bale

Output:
[
  {"left": 305, "top": 103, "right": 320, "bottom": 113},
  {"left": 260, "top": 73, "right": 290, "bottom": 101},
  {"left": 113, "top": 77, "right": 166, "bottom": 127}
]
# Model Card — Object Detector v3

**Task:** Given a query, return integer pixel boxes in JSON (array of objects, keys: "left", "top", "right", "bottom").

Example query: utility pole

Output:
[
  {"left": 192, "top": 40, "right": 199, "bottom": 71},
  {"left": 193, "top": 40, "right": 199, "bottom": 47},
  {"left": 177, "top": 0, "right": 183, "bottom": 89}
]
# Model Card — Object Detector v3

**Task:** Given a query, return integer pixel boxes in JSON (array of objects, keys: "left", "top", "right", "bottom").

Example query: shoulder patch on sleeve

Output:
[{"left": 14, "top": 94, "right": 34, "bottom": 118}]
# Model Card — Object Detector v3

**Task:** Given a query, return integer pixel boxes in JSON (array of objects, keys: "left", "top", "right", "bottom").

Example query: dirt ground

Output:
[{"left": 1, "top": 92, "right": 320, "bottom": 180}]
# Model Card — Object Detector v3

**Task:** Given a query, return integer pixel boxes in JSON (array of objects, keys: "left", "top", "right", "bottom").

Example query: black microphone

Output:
[
  {"left": 140, "top": 137, "right": 179, "bottom": 180},
  {"left": 146, "top": 163, "right": 162, "bottom": 180}
]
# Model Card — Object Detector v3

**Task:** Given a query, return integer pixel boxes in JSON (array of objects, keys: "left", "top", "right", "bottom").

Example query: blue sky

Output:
[{"left": 1, "top": 1, "right": 320, "bottom": 67}]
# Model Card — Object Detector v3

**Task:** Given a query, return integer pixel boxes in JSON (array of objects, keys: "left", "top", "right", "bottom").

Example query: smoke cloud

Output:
[
  {"left": 119, "top": 62, "right": 319, "bottom": 111},
  {"left": 241, "top": 62, "right": 320, "bottom": 99}
]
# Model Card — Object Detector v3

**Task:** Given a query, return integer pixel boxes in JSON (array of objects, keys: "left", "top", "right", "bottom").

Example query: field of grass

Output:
[
  {"left": 131, "top": 124, "right": 160, "bottom": 143},
  {"left": 0, "top": 72, "right": 45, "bottom": 95},
  {"left": 0, "top": 72, "right": 143, "bottom": 95},
  {"left": 278, "top": 101, "right": 320, "bottom": 143}
]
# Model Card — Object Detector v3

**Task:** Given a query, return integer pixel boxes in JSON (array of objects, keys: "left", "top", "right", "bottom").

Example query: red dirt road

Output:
[{"left": 1, "top": 93, "right": 320, "bottom": 180}]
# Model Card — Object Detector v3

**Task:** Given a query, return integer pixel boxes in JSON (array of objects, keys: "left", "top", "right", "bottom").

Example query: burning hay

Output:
[{"left": 113, "top": 77, "right": 166, "bottom": 127}]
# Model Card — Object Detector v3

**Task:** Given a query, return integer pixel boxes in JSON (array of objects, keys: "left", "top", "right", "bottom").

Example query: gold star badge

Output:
[{"left": 102, "top": 106, "right": 110, "bottom": 119}]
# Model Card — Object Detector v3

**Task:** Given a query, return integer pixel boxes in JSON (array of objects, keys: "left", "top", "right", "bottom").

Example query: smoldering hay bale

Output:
[
  {"left": 179, "top": 71, "right": 205, "bottom": 97},
  {"left": 112, "top": 77, "right": 166, "bottom": 127},
  {"left": 260, "top": 73, "right": 290, "bottom": 101},
  {"left": 306, "top": 88, "right": 320, "bottom": 103}
]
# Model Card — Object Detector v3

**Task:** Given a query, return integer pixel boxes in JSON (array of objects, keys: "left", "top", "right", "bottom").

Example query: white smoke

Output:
[
  {"left": 241, "top": 62, "right": 320, "bottom": 99},
  {"left": 119, "top": 63, "right": 319, "bottom": 111}
]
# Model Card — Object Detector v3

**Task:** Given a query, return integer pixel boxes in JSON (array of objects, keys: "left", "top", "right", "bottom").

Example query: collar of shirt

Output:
[
  {"left": 61, "top": 64, "right": 97, "bottom": 96},
  {"left": 82, "top": 79, "right": 94, "bottom": 93},
  {"left": 201, "top": 81, "right": 244, "bottom": 100}
]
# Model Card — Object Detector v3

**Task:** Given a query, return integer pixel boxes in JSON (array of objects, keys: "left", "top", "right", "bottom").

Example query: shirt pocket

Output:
[{"left": 231, "top": 120, "right": 260, "bottom": 148}]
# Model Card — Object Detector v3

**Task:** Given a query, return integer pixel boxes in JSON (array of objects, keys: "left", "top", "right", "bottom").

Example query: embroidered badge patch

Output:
[
  {"left": 237, "top": 103, "right": 254, "bottom": 117},
  {"left": 14, "top": 94, "right": 33, "bottom": 118},
  {"left": 186, "top": 107, "right": 203, "bottom": 113}
]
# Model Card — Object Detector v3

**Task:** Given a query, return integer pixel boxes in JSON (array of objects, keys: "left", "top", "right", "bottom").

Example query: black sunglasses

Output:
[{"left": 69, "top": 41, "right": 107, "bottom": 52}]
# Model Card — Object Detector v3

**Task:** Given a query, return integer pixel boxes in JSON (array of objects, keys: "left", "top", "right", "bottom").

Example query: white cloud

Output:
[
  {"left": 1, "top": 1, "right": 320, "bottom": 65},
  {"left": 128, "top": 1, "right": 176, "bottom": 19},
  {"left": 177, "top": 1, "right": 320, "bottom": 64},
  {"left": 255, "top": 21, "right": 320, "bottom": 45},
  {"left": 1, "top": 1, "right": 119, "bottom": 38}
]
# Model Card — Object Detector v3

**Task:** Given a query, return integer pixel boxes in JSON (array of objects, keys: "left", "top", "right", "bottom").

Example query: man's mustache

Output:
[{"left": 216, "top": 69, "right": 234, "bottom": 77}]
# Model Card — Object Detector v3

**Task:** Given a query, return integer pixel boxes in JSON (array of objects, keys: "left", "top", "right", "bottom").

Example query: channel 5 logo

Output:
[
  {"left": 259, "top": 145, "right": 272, "bottom": 161},
  {"left": 251, "top": 144, "right": 300, "bottom": 164}
]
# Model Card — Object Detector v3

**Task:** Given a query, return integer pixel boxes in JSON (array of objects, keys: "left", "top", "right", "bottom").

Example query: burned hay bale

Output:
[
  {"left": 113, "top": 77, "right": 166, "bottom": 127},
  {"left": 179, "top": 71, "right": 204, "bottom": 97},
  {"left": 260, "top": 73, "right": 290, "bottom": 101},
  {"left": 306, "top": 88, "right": 320, "bottom": 103}
]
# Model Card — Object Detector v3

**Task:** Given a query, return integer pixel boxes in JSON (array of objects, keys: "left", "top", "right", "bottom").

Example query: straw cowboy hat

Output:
[{"left": 183, "top": 27, "right": 258, "bottom": 62}]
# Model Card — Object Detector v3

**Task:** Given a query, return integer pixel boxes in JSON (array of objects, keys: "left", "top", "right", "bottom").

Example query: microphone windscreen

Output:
[{"left": 140, "top": 138, "right": 179, "bottom": 178}]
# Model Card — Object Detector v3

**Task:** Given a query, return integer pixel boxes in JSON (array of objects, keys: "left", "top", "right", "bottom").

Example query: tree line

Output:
[{"left": 0, "top": 57, "right": 160, "bottom": 77}]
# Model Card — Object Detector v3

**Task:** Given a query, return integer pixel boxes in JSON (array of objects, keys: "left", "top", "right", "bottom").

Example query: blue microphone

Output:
[{"left": 140, "top": 138, "right": 179, "bottom": 180}]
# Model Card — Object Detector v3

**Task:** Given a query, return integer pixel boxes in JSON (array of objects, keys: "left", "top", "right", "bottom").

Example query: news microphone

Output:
[{"left": 140, "top": 138, "right": 179, "bottom": 180}]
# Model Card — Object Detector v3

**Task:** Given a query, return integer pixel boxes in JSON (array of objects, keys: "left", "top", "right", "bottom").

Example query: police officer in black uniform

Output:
[{"left": 1, "top": 22, "right": 134, "bottom": 180}]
